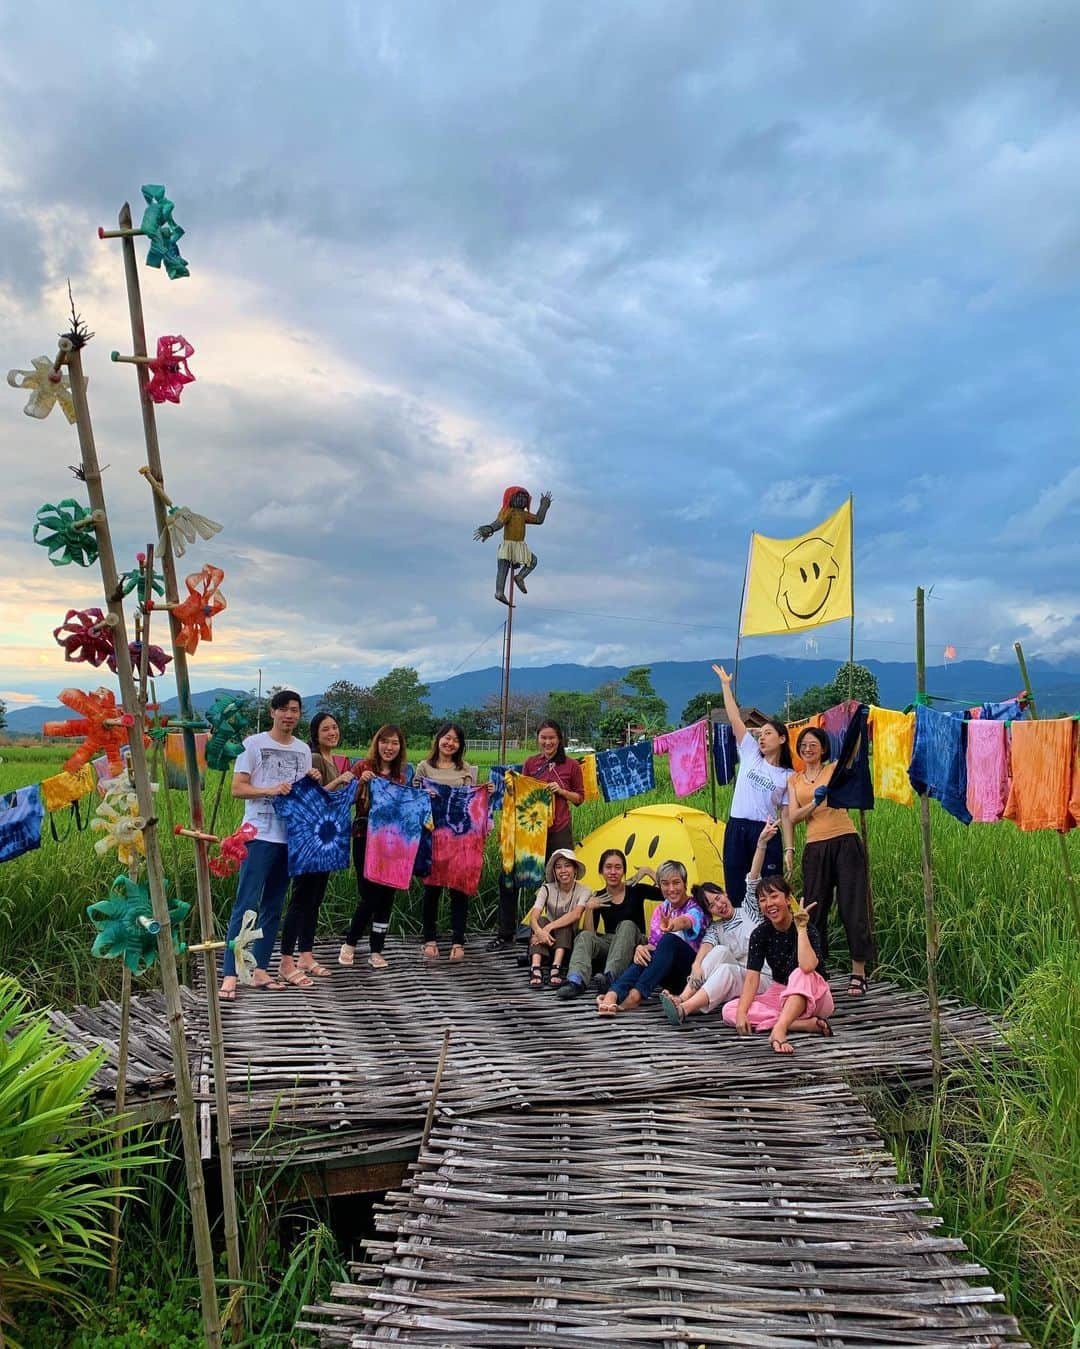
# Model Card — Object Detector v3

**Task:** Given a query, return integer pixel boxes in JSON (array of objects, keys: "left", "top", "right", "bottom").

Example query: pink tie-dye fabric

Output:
[
  {"left": 965, "top": 719, "right": 1011, "bottom": 823},
  {"left": 653, "top": 720, "right": 708, "bottom": 797}
]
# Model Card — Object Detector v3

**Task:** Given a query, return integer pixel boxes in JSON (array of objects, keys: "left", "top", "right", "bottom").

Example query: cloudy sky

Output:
[{"left": 2, "top": 1, "right": 1079, "bottom": 709}]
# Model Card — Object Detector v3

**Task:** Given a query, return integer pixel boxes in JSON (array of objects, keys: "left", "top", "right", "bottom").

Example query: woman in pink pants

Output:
[{"left": 722, "top": 872, "right": 834, "bottom": 1054}]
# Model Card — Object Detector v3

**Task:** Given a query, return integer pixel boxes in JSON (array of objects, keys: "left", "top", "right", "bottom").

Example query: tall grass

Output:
[{"left": 2, "top": 744, "right": 1077, "bottom": 1344}]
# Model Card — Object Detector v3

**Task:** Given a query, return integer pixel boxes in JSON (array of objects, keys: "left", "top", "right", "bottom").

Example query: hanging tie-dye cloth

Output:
[
  {"left": 364, "top": 778, "right": 434, "bottom": 888},
  {"left": 498, "top": 772, "right": 554, "bottom": 891},
  {"left": 274, "top": 774, "right": 359, "bottom": 876},
  {"left": 0, "top": 786, "right": 44, "bottom": 863},
  {"left": 653, "top": 720, "right": 708, "bottom": 797},
  {"left": 425, "top": 783, "right": 493, "bottom": 895},
  {"left": 595, "top": 741, "right": 656, "bottom": 802}
]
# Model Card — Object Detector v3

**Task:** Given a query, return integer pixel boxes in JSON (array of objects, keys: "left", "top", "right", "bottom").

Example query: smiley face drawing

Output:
[{"left": 776, "top": 536, "right": 841, "bottom": 627}]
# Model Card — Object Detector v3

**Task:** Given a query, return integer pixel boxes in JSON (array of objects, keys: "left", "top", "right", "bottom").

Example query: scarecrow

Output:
[{"left": 474, "top": 486, "right": 552, "bottom": 605}]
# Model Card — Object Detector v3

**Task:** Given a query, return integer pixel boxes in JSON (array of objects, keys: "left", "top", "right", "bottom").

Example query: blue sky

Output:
[{"left": 2, "top": 1, "right": 1079, "bottom": 708}]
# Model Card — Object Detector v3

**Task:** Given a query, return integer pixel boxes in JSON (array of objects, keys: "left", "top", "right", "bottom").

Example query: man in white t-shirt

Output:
[{"left": 219, "top": 690, "right": 314, "bottom": 998}]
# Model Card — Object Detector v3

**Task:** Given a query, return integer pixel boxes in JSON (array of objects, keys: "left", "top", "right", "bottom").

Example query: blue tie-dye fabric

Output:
[
  {"left": 365, "top": 778, "right": 435, "bottom": 887},
  {"left": 488, "top": 765, "right": 509, "bottom": 814},
  {"left": 908, "top": 705, "right": 971, "bottom": 825},
  {"left": 712, "top": 723, "right": 737, "bottom": 786},
  {"left": 596, "top": 741, "right": 655, "bottom": 802},
  {"left": 274, "top": 775, "right": 359, "bottom": 876},
  {"left": 0, "top": 785, "right": 44, "bottom": 863}
]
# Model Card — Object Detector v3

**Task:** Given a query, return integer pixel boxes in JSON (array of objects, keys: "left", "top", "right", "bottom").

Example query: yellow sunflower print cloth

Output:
[{"left": 499, "top": 771, "right": 554, "bottom": 889}]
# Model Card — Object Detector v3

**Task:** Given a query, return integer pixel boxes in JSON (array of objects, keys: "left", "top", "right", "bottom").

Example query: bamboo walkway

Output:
[
  {"left": 300, "top": 1086, "right": 1026, "bottom": 1346},
  {"left": 202, "top": 939, "right": 1005, "bottom": 1167}
]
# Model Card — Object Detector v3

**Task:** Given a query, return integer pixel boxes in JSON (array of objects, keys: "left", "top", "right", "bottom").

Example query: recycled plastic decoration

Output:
[
  {"left": 33, "top": 499, "right": 99, "bottom": 567},
  {"left": 43, "top": 686, "right": 140, "bottom": 775},
  {"left": 145, "top": 335, "right": 195, "bottom": 405},
  {"left": 208, "top": 821, "right": 257, "bottom": 879},
  {"left": 229, "top": 908, "right": 261, "bottom": 984},
  {"left": 205, "top": 693, "right": 252, "bottom": 771},
  {"left": 7, "top": 356, "right": 83, "bottom": 422},
  {"left": 118, "top": 553, "right": 165, "bottom": 601},
  {"left": 53, "top": 607, "right": 114, "bottom": 668},
  {"left": 86, "top": 873, "right": 191, "bottom": 975},
  {"left": 158, "top": 504, "right": 222, "bottom": 559},
  {"left": 172, "top": 564, "right": 226, "bottom": 655},
  {"left": 90, "top": 797, "right": 146, "bottom": 866},
  {"left": 139, "top": 183, "right": 189, "bottom": 280},
  {"left": 121, "top": 640, "right": 171, "bottom": 678}
]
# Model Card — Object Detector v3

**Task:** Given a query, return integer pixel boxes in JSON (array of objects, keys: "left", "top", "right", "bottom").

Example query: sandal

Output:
[
  {"left": 548, "top": 963, "right": 564, "bottom": 988},
  {"left": 660, "top": 990, "right": 687, "bottom": 1027},
  {"left": 338, "top": 944, "right": 355, "bottom": 967},
  {"left": 219, "top": 983, "right": 236, "bottom": 1002},
  {"left": 815, "top": 1017, "right": 834, "bottom": 1038},
  {"left": 596, "top": 996, "right": 619, "bottom": 1016},
  {"left": 530, "top": 968, "right": 544, "bottom": 989},
  {"left": 281, "top": 969, "right": 314, "bottom": 988},
  {"left": 300, "top": 960, "right": 331, "bottom": 977},
  {"left": 369, "top": 953, "right": 389, "bottom": 970},
  {"left": 848, "top": 973, "right": 868, "bottom": 997},
  {"left": 770, "top": 1037, "right": 794, "bottom": 1055},
  {"left": 421, "top": 941, "right": 440, "bottom": 961},
  {"left": 449, "top": 944, "right": 465, "bottom": 963}
]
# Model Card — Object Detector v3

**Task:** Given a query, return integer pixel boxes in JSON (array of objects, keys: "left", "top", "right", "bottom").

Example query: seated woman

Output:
[
  {"left": 528, "top": 849, "right": 591, "bottom": 988},
  {"left": 721, "top": 872, "right": 835, "bottom": 1054},
  {"left": 557, "top": 850, "right": 657, "bottom": 1000},
  {"left": 596, "top": 860, "right": 706, "bottom": 1015},
  {"left": 659, "top": 820, "right": 776, "bottom": 1026},
  {"left": 787, "top": 725, "right": 875, "bottom": 997}
]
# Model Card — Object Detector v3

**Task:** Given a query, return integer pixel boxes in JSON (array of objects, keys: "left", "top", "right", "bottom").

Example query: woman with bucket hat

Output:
[{"left": 528, "top": 848, "right": 591, "bottom": 989}]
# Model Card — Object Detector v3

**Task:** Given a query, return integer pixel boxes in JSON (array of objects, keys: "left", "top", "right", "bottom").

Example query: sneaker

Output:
[
  {"left": 557, "top": 978, "right": 585, "bottom": 1000},
  {"left": 590, "top": 972, "right": 612, "bottom": 994}
]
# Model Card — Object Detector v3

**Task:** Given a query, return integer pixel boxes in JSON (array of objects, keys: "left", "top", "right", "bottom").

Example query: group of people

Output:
[{"left": 216, "top": 667, "right": 876, "bottom": 1054}]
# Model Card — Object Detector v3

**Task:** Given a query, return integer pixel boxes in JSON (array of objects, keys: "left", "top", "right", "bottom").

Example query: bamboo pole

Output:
[
  {"left": 498, "top": 568, "right": 516, "bottom": 763},
  {"left": 1013, "top": 641, "right": 1080, "bottom": 940},
  {"left": 112, "top": 200, "right": 244, "bottom": 1333},
  {"left": 706, "top": 702, "right": 717, "bottom": 822},
  {"left": 732, "top": 542, "right": 751, "bottom": 697},
  {"left": 64, "top": 340, "right": 222, "bottom": 1348},
  {"left": 915, "top": 586, "right": 942, "bottom": 1103},
  {"left": 106, "top": 961, "right": 131, "bottom": 1297},
  {"left": 421, "top": 1030, "right": 452, "bottom": 1152}
]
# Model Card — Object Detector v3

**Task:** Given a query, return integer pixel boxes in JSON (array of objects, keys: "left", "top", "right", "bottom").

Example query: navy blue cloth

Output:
[
  {"left": 723, "top": 815, "right": 783, "bottom": 909},
  {"left": 0, "top": 785, "right": 44, "bottom": 863},
  {"left": 274, "top": 775, "right": 359, "bottom": 876},
  {"left": 596, "top": 741, "right": 655, "bottom": 802},
  {"left": 908, "top": 705, "right": 971, "bottom": 825},
  {"left": 488, "top": 765, "right": 508, "bottom": 814},
  {"left": 712, "top": 722, "right": 737, "bottom": 785},
  {"left": 826, "top": 703, "right": 874, "bottom": 810},
  {"left": 979, "top": 698, "right": 1024, "bottom": 722}
]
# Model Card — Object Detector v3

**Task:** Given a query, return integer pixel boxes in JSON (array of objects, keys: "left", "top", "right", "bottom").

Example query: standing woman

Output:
[
  {"left": 339, "top": 724, "right": 408, "bottom": 970},
  {"left": 711, "top": 665, "right": 794, "bottom": 907},
  {"left": 279, "top": 712, "right": 355, "bottom": 985},
  {"left": 787, "top": 726, "right": 875, "bottom": 996},
  {"left": 413, "top": 721, "right": 483, "bottom": 963},
  {"left": 522, "top": 719, "right": 584, "bottom": 856}
]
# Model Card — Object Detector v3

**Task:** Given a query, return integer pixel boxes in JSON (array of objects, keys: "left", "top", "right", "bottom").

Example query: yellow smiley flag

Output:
[{"left": 740, "top": 498, "right": 853, "bottom": 636}]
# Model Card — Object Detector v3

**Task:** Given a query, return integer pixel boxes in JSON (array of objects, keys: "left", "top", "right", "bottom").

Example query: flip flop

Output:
[
  {"left": 252, "top": 979, "right": 285, "bottom": 991},
  {"left": 596, "top": 997, "right": 618, "bottom": 1016},
  {"left": 660, "top": 991, "right": 687, "bottom": 1028},
  {"left": 368, "top": 953, "right": 389, "bottom": 970},
  {"left": 449, "top": 945, "right": 465, "bottom": 963},
  {"left": 815, "top": 1017, "right": 834, "bottom": 1037},
  {"left": 219, "top": 985, "right": 236, "bottom": 1002},
  {"left": 770, "top": 1037, "right": 794, "bottom": 1054},
  {"left": 421, "top": 942, "right": 440, "bottom": 961},
  {"left": 338, "top": 944, "right": 355, "bottom": 967}
]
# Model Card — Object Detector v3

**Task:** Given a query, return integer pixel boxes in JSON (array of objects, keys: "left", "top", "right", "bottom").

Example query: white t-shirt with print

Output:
[
  {"left": 730, "top": 731, "right": 792, "bottom": 822},
  {"left": 235, "top": 732, "right": 312, "bottom": 844}
]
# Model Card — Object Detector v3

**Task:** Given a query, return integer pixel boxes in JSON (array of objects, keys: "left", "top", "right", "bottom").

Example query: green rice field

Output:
[{"left": 1, "top": 741, "right": 1077, "bottom": 1346}]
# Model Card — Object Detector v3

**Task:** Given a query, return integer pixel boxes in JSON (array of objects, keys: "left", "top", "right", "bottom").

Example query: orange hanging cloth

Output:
[
  {"left": 1003, "top": 719, "right": 1077, "bottom": 833},
  {"left": 786, "top": 714, "right": 822, "bottom": 772}
]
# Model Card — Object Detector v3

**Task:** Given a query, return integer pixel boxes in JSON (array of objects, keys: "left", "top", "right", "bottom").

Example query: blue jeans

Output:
[
  {"left": 223, "top": 840, "right": 291, "bottom": 977},
  {"left": 611, "top": 933, "right": 695, "bottom": 1003}
]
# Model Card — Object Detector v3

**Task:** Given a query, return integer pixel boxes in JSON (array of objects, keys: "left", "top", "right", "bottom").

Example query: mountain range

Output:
[{"left": 6, "top": 655, "right": 1077, "bottom": 736}]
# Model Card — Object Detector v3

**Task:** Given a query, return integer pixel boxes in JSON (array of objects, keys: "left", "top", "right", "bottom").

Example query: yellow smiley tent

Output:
[{"left": 576, "top": 804, "right": 727, "bottom": 892}]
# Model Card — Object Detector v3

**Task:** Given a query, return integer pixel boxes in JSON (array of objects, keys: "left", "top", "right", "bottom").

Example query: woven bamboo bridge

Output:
[{"left": 58, "top": 942, "right": 1026, "bottom": 1345}]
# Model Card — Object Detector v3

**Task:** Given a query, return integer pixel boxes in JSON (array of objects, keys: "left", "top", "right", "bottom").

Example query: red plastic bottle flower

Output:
[
  {"left": 42, "top": 686, "right": 145, "bottom": 775},
  {"left": 53, "top": 608, "right": 115, "bottom": 668},
  {"left": 145, "top": 335, "right": 195, "bottom": 405},
  {"left": 172, "top": 564, "right": 226, "bottom": 655}
]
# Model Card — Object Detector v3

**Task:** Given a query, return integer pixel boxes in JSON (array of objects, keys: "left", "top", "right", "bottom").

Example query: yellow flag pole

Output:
[{"left": 732, "top": 535, "right": 752, "bottom": 698}]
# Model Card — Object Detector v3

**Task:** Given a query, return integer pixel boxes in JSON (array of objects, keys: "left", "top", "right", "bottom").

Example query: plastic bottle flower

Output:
[
  {"left": 33, "top": 499, "right": 100, "bottom": 567},
  {"left": 7, "top": 356, "right": 83, "bottom": 422},
  {"left": 43, "top": 686, "right": 142, "bottom": 775},
  {"left": 229, "top": 909, "right": 262, "bottom": 984},
  {"left": 205, "top": 694, "right": 253, "bottom": 771},
  {"left": 120, "top": 640, "right": 171, "bottom": 678},
  {"left": 90, "top": 798, "right": 146, "bottom": 866},
  {"left": 139, "top": 184, "right": 189, "bottom": 280},
  {"left": 53, "top": 607, "right": 115, "bottom": 668},
  {"left": 172, "top": 565, "right": 226, "bottom": 655},
  {"left": 86, "top": 874, "right": 190, "bottom": 975},
  {"left": 118, "top": 553, "right": 165, "bottom": 601},
  {"left": 208, "top": 822, "right": 257, "bottom": 878},
  {"left": 144, "top": 335, "right": 195, "bottom": 404},
  {"left": 158, "top": 504, "right": 222, "bottom": 559}
]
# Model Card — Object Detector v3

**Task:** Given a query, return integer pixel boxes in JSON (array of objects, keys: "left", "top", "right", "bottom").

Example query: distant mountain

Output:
[{"left": 6, "top": 657, "right": 1077, "bottom": 737}]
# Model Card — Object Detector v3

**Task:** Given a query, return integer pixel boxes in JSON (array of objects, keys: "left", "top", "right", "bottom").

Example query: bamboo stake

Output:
[
  {"left": 706, "top": 702, "right": 717, "bottom": 822},
  {"left": 1013, "top": 641, "right": 1080, "bottom": 941},
  {"left": 113, "top": 200, "right": 244, "bottom": 1334},
  {"left": 915, "top": 587, "right": 942, "bottom": 1104},
  {"left": 106, "top": 961, "right": 131, "bottom": 1297},
  {"left": 64, "top": 340, "right": 223, "bottom": 1348},
  {"left": 421, "top": 1030, "right": 452, "bottom": 1152}
]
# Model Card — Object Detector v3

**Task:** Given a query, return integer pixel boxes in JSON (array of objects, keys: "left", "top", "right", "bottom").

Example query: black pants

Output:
[
  {"left": 345, "top": 830, "right": 397, "bottom": 952},
  {"left": 498, "top": 823, "right": 574, "bottom": 940},
  {"left": 802, "top": 832, "right": 875, "bottom": 965},
  {"left": 723, "top": 816, "right": 783, "bottom": 908},
  {"left": 280, "top": 870, "right": 330, "bottom": 956},
  {"left": 422, "top": 886, "right": 469, "bottom": 946}
]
